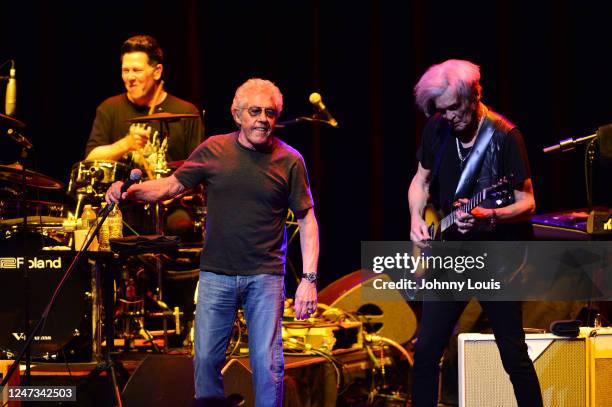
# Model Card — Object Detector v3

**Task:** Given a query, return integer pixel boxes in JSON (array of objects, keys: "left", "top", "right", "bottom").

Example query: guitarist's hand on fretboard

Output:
[{"left": 453, "top": 198, "right": 496, "bottom": 234}]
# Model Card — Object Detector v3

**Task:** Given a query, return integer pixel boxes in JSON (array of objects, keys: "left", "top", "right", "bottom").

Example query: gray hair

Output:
[
  {"left": 231, "top": 78, "right": 283, "bottom": 114},
  {"left": 414, "top": 59, "right": 482, "bottom": 117}
]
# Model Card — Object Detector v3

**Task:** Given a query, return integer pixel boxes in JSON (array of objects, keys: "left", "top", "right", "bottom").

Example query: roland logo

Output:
[
  {"left": 0, "top": 257, "right": 62, "bottom": 270},
  {"left": 12, "top": 333, "right": 52, "bottom": 341}
]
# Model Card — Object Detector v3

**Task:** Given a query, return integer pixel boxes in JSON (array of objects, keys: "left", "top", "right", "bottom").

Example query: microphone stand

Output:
[
  {"left": 543, "top": 130, "right": 607, "bottom": 327},
  {"left": 275, "top": 115, "right": 337, "bottom": 128},
  {"left": 543, "top": 132, "right": 601, "bottom": 210}
]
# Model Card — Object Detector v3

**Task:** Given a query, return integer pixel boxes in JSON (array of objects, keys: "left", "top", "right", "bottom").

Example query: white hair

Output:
[
  {"left": 231, "top": 78, "right": 283, "bottom": 114},
  {"left": 414, "top": 59, "right": 482, "bottom": 117}
]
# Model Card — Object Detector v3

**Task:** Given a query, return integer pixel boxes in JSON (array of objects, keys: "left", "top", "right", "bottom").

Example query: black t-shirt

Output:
[
  {"left": 416, "top": 112, "right": 533, "bottom": 240},
  {"left": 174, "top": 132, "right": 314, "bottom": 275},
  {"left": 85, "top": 93, "right": 204, "bottom": 162}
]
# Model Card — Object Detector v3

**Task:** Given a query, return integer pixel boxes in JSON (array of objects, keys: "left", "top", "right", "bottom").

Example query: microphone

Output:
[
  {"left": 309, "top": 92, "right": 339, "bottom": 128},
  {"left": 5, "top": 61, "right": 16, "bottom": 116},
  {"left": 121, "top": 168, "right": 143, "bottom": 195},
  {"left": 543, "top": 124, "right": 612, "bottom": 154}
]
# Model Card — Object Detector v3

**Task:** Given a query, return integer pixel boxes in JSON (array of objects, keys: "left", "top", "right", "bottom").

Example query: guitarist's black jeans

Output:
[{"left": 412, "top": 300, "right": 544, "bottom": 407}]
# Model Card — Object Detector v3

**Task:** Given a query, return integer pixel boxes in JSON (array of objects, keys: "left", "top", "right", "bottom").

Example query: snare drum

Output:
[{"left": 68, "top": 160, "right": 130, "bottom": 198}]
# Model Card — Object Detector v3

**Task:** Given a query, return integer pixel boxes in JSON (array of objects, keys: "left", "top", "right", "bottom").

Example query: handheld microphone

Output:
[
  {"left": 121, "top": 169, "right": 143, "bottom": 195},
  {"left": 5, "top": 61, "right": 16, "bottom": 116},
  {"left": 103, "top": 169, "right": 143, "bottom": 216},
  {"left": 309, "top": 92, "right": 339, "bottom": 128}
]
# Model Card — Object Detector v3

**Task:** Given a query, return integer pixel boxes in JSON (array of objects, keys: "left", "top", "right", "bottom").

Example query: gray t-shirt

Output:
[{"left": 174, "top": 132, "right": 314, "bottom": 275}]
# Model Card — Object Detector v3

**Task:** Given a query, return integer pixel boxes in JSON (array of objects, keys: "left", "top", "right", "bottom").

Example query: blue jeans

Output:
[{"left": 193, "top": 271, "right": 285, "bottom": 407}]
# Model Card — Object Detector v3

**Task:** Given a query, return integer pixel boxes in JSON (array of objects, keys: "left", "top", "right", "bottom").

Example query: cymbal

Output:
[
  {"left": 127, "top": 112, "right": 198, "bottom": 123},
  {"left": 0, "top": 163, "right": 64, "bottom": 189},
  {"left": 0, "top": 113, "right": 25, "bottom": 129}
]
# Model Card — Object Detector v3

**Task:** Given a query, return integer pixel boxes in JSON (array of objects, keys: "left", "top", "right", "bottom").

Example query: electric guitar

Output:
[{"left": 426, "top": 177, "right": 513, "bottom": 241}]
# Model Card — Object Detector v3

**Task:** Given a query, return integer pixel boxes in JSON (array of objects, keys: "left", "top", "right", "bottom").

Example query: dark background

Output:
[{"left": 1, "top": 0, "right": 611, "bottom": 289}]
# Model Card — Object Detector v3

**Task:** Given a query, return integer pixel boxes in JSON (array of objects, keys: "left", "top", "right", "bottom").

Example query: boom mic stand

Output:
[{"left": 276, "top": 115, "right": 338, "bottom": 128}]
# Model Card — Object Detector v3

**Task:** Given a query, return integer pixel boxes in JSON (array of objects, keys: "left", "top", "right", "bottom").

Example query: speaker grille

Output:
[
  {"left": 462, "top": 337, "right": 586, "bottom": 407},
  {"left": 594, "top": 359, "right": 612, "bottom": 407}
]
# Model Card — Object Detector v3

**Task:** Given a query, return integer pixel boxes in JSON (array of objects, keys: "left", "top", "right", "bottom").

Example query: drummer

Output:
[{"left": 84, "top": 35, "right": 204, "bottom": 164}]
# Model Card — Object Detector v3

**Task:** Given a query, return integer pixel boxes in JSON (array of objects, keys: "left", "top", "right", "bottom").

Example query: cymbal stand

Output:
[
  {"left": 19, "top": 143, "right": 32, "bottom": 384},
  {"left": 8, "top": 126, "right": 36, "bottom": 384},
  {"left": 153, "top": 119, "right": 171, "bottom": 350}
]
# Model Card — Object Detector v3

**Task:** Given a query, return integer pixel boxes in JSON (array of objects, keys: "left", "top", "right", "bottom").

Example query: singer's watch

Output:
[{"left": 301, "top": 272, "right": 318, "bottom": 284}]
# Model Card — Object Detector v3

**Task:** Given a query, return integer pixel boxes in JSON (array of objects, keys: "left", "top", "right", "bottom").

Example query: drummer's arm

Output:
[
  {"left": 107, "top": 175, "right": 186, "bottom": 204},
  {"left": 86, "top": 139, "right": 131, "bottom": 161},
  {"left": 86, "top": 131, "right": 146, "bottom": 161},
  {"left": 87, "top": 136, "right": 142, "bottom": 161}
]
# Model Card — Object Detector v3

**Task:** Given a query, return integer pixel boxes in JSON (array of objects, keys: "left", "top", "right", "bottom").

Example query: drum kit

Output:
[{"left": 0, "top": 111, "right": 204, "bottom": 362}]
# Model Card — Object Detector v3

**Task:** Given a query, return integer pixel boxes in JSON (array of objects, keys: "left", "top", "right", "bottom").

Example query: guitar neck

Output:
[{"left": 440, "top": 188, "right": 489, "bottom": 233}]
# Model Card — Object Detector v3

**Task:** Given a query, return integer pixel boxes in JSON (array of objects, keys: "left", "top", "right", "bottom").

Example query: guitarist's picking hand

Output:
[{"left": 410, "top": 216, "right": 431, "bottom": 247}]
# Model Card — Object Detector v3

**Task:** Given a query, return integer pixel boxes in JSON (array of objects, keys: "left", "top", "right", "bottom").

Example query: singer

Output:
[
  {"left": 106, "top": 78, "right": 320, "bottom": 407},
  {"left": 408, "top": 59, "right": 542, "bottom": 406},
  {"left": 84, "top": 35, "right": 203, "bottom": 162}
]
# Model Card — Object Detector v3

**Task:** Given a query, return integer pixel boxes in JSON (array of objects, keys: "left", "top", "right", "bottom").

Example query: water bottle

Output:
[
  {"left": 98, "top": 203, "right": 110, "bottom": 251},
  {"left": 108, "top": 204, "right": 123, "bottom": 240},
  {"left": 81, "top": 205, "right": 97, "bottom": 229}
]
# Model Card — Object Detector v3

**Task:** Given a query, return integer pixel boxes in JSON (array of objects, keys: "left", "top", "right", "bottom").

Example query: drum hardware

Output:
[
  {"left": 0, "top": 116, "right": 40, "bottom": 386},
  {"left": 112, "top": 260, "right": 183, "bottom": 353},
  {"left": 124, "top": 111, "right": 199, "bottom": 349},
  {"left": 1, "top": 217, "right": 71, "bottom": 247},
  {"left": 68, "top": 160, "right": 130, "bottom": 216}
]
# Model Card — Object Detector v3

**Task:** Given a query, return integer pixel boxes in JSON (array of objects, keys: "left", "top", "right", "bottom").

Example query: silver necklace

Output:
[
  {"left": 456, "top": 137, "right": 471, "bottom": 164},
  {"left": 456, "top": 106, "right": 486, "bottom": 166}
]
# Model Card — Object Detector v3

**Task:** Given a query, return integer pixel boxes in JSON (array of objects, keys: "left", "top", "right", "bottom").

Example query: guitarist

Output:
[{"left": 408, "top": 59, "right": 542, "bottom": 407}]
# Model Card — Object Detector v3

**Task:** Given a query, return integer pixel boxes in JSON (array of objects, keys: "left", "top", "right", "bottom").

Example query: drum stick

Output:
[{"left": 148, "top": 80, "right": 164, "bottom": 115}]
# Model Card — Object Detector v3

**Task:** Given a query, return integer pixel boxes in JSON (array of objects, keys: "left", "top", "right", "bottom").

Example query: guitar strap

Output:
[{"left": 454, "top": 112, "right": 497, "bottom": 199}]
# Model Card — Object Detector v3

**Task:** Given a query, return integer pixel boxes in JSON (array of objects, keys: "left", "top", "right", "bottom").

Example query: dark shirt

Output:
[
  {"left": 417, "top": 112, "right": 533, "bottom": 240},
  {"left": 85, "top": 93, "right": 204, "bottom": 162},
  {"left": 174, "top": 132, "right": 314, "bottom": 275}
]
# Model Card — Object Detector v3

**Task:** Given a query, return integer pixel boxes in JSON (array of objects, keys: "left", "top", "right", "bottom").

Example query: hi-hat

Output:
[
  {"left": 0, "top": 163, "right": 64, "bottom": 189},
  {"left": 127, "top": 112, "right": 198, "bottom": 123}
]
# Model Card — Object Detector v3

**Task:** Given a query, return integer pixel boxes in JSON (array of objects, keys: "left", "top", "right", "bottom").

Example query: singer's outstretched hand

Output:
[
  {"left": 105, "top": 174, "right": 187, "bottom": 205},
  {"left": 105, "top": 181, "right": 128, "bottom": 204}
]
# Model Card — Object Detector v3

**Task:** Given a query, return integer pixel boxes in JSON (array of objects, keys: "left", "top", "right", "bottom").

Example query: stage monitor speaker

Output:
[
  {"left": 318, "top": 269, "right": 417, "bottom": 343},
  {"left": 588, "top": 328, "right": 612, "bottom": 407},
  {"left": 122, "top": 355, "right": 194, "bottom": 407},
  {"left": 458, "top": 332, "right": 588, "bottom": 407},
  {"left": 222, "top": 358, "right": 255, "bottom": 406}
]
